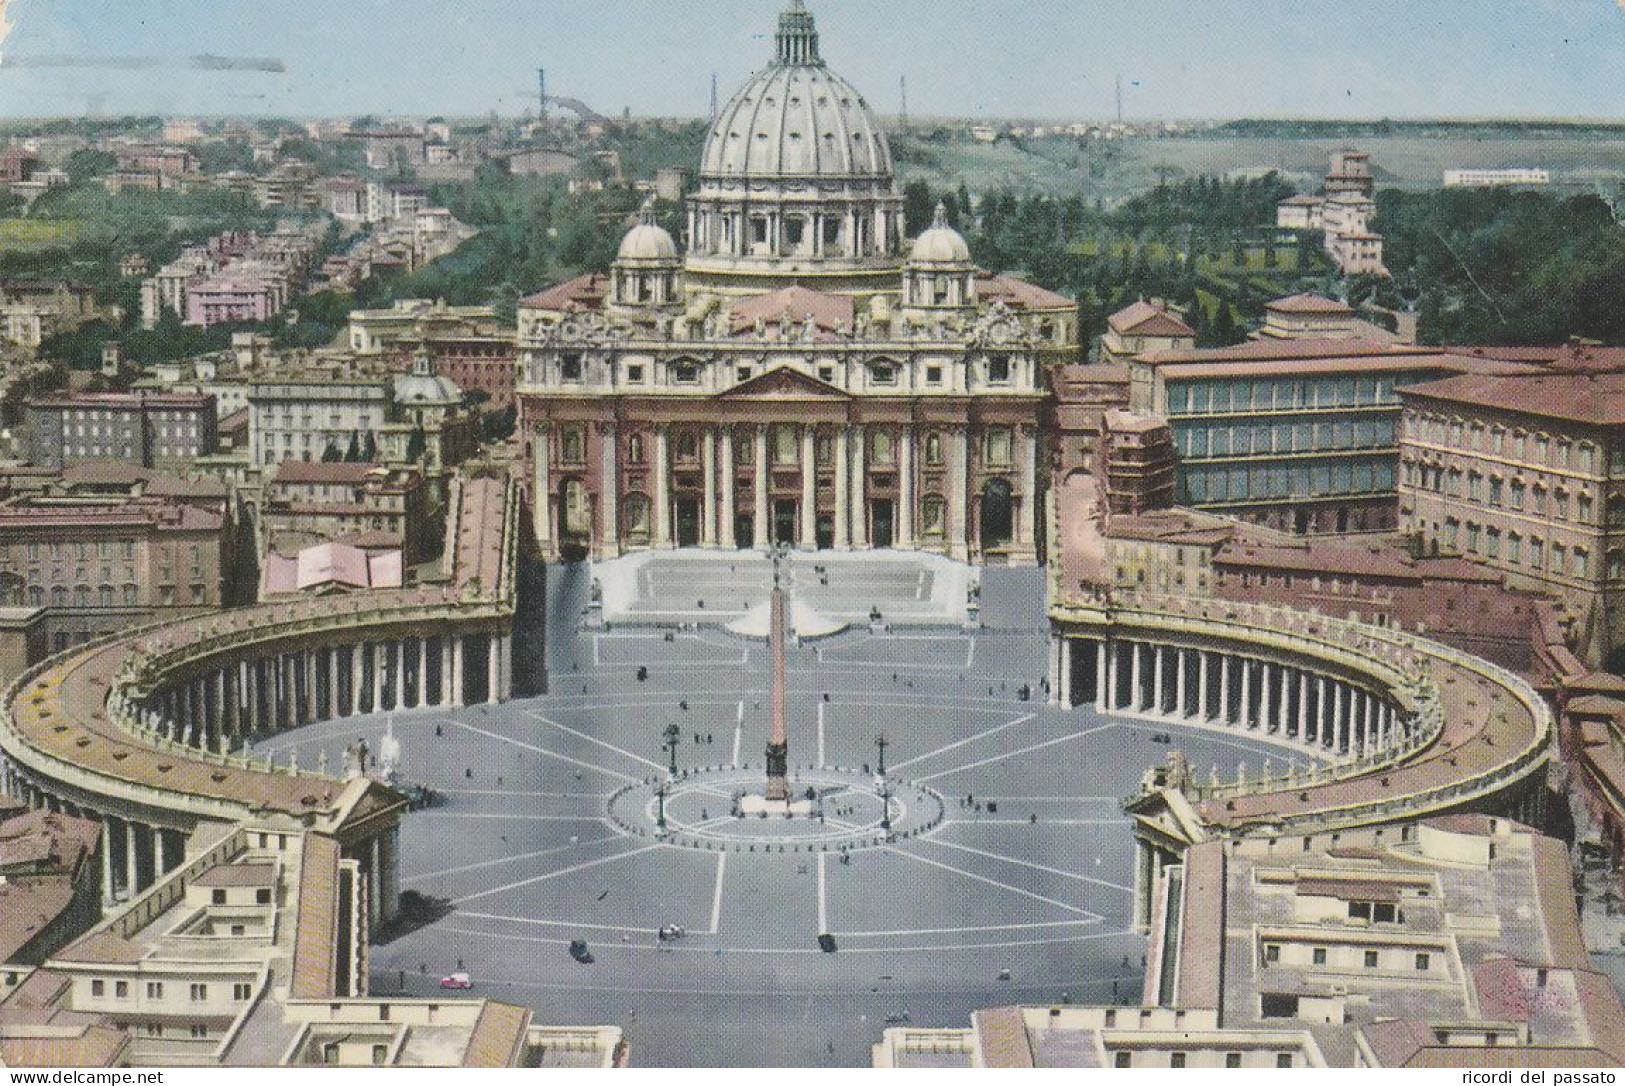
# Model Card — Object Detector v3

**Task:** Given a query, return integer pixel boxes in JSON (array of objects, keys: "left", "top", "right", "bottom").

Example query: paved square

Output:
[{"left": 255, "top": 559, "right": 1311, "bottom": 1067}]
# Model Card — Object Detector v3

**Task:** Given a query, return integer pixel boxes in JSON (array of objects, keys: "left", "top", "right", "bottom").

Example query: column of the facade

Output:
[
  {"left": 754, "top": 426, "right": 769, "bottom": 549},
  {"left": 600, "top": 423, "right": 620, "bottom": 559},
  {"left": 851, "top": 425, "right": 868, "bottom": 549},
  {"left": 533, "top": 425, "right": 552, "bottom": 553},
  {"left": 834, "top": 425, "right": 850, "bottom": 549},
  {"left": 654, "top": 426, "right": 672, "bottom": 548},
  {"left": 719, "top": 428, "right": 736, "bottom": 550},
  {"left": 898, "top": 428, "right": 915, "bottom": 550},
  {"left": 799, "top": 426, "right": 818, "bottom": 550},
  {"left": 949, "top": 428, "right": 970, "bottom": 560},
  {"left": 1019, "top": 428, "right": 1037, "bottom": 547},
  {"left": 702, "top": 428, "right": 718, "bottom": 547},
  {"left": 440, "top": 637, "right": 456, "bottom": 708}
]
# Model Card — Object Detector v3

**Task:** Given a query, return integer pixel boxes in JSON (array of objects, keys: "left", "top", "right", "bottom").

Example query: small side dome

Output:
[
  {"left": 618, "top": 200, "right": 678, "bottom": 262},
  {"left": 909, "top": 202, "right": 971, "bottom": 264}
]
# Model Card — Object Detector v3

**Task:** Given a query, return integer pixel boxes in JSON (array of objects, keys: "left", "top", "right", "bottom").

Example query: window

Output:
[
  {"left": 146, "top": 982, "right": 164, "bottom": 1000},
  {"left": 1226, "top": 1053, "right": 1242, "bottom": 1069},
  {"left": 190, "top": 983, "right": 207, "bottom": 1002},
  {"left": 560, "top": 354, "right": 583, "bottom": 382},
  {"left": 1374, "top": 903, "right": 1398, "bottom": 924},
  {"left": 212, "top": 889, "right": 227, "bottom": 905},
  {"left": 737, "top": 366, "right": 752, "bottom": 384},
  {"left": 256, "top": 888, "right": 272, "bottom": 905},
  {"left": 1114, "top": 1052, "right": 1131, "bottom": 1069},
  {"left": 773, "top": 426, "right": 798, "bottom": 466},
  {"left": 627, "top": 435, "right": 644, "bottom": 464},
  {"left": 869, "top": 362, "right": 897, "bottom": 386},
  {"left": 1277, "top": 1054, "right": 1294, "bottom": 1069},
  {"left": 735, "top": 432, "right": 752, "bottom": 466},
  {"left": 323, "top": 1043, "right": 340, "bottom": 1065},
  {"left": 672, "top": 362, "right": 700, "bottom": 385},
  {"left": 115, "top": 981, "right": 128, "bottom": 999},
  {"left": 926, "top": 366, "right": 943, "bottom": 385},
  {"left": 1415, "top": 952, "right": 1431, "bottom": 971},
  {"left": 987, "top": 356, "right": 1011, "bottom": 384},
  {"left": 984, "top": 428, "right": 1012, "bottom": 467},
  {"left": 871, "top": 430, "right": 895, "bottom": 466},
  {"left": 1348, "top": 901, "right": 1372, "bottom": 922},
  {"left": 925, "top": 433, "right": 943, "bottom": 466},
  {"left": 1312, "top": 947, "right": 1327, "bottom": 966},
  {"left": 372, "top": 1044, "right": 389, "bottom": 1066},
  {"left": 1364, "top": 950, "right": 1380, "bottom": 969},
  {"left": 1170, "top": 1053, "right": 1187, "bottom": 1068},
  {"left": 677, "top": 432, "right": 698, "bottom": 461},
  {"left": 92, "top": 980, "right": 105, "bottom": 997},
  {"left": 626, "top": 364, "right": 645, "bottom": 384},
  {"left": 189, "top": 1024, "right": 209, "bottom": 1039},
  {"left": 233, "top": 983, "right": 252, "bottom": 1001}
]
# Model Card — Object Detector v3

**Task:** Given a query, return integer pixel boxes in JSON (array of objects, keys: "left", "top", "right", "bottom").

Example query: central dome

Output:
[
  {"left": 684, "top": 1, "right": 906, "bottom": 296},
  {"left": 701, "top": 1, "right": 893, "bottom": 182}
]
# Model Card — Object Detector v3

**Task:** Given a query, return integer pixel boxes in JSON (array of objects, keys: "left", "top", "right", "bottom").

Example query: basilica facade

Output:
[{"left": 516, "top": 1, "right": 1077, "bottom": 565}]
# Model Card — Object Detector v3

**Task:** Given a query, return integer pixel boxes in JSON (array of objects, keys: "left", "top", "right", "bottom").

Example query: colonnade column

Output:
[
  {"left": 1298, "top": 671, "right": 1311, "bottom": 739},
  {"left": 1218, "top": 655, "right": 1232, "bottom": 726},
  {"left": 1095, "top": 640, "right": 1111, "bottom": 713},
  {"left": 1130, "top": 643, "right": 1145, "bottom": 712},
  {"left": 1260, "top": 664, "right": 1274, "bottom": 733},
  {"left": 1239, "top": 659, "right": 1253, "bottom": 730},
  {"left": 1152, "top": 646, "right": 1166, "bottom": 715},
  {"left": 1197, "top": 650, "right": 1211, "bottom": 722},
  {"left": 1364, "top": 694, "right": 1378, "bottom": 755},
  {"left": 1176, "top": 649, "right": 1189, "bottom": 717}
]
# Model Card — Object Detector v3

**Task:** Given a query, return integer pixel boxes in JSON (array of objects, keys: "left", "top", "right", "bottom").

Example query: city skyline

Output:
[{"left": 0, "top": 0, "right": 1623, "bottom": 121}]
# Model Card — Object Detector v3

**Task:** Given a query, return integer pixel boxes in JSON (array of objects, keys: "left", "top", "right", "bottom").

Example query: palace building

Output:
[{"left": 517, "top": 1, "right": 1077, "bottom": 565}]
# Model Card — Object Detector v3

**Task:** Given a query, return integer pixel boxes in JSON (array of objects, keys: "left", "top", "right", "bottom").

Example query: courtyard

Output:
[{"left": 255, "top": 557, "right": 1307, "bottom": 1067}]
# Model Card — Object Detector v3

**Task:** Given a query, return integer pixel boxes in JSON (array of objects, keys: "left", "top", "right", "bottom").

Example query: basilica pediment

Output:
[{"left": 718, "top": 365, "right": 851, "bottom": 401}]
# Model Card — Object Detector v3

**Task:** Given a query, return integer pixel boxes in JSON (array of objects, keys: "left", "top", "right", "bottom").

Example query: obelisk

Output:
[{"left": 765, "top": 558, "right": 790, "bottom": 803}]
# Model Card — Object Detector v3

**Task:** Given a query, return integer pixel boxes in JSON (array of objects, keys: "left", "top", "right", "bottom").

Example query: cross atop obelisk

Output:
[{"left": 765, "top": 546, "right": 790, "bottom": 803}]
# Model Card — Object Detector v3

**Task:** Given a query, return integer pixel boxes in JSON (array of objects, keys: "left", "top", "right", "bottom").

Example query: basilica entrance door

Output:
[
  {"left": 816, "top": 515, "right": 835, "bottom": 551},
  {"left": 871, "top": 499, "right": 895, "bottom": 549},
  {"left": 675, "top": 498, "right": 701, "bottom": 548},
  {"left": 980, "top": 479, "right": 1014, "bottom": 550},
  {"left": 773, "top": 500, "right": 798, "bottom": 546},
  {"left": 735, "top": 516, "right": 755, "bottom": 550}
]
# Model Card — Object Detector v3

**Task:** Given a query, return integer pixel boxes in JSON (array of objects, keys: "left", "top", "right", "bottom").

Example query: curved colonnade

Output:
[
  {"left": 1048, "top": 592, "right": 1554, "bottom": 929},
  {"left": 0, "top": 475, "right": 519, "bottom": 924}
]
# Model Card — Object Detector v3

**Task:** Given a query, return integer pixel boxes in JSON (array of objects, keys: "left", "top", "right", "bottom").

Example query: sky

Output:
[{"left": 0, "top": 0, "right": 1624, "bottom": 121}]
